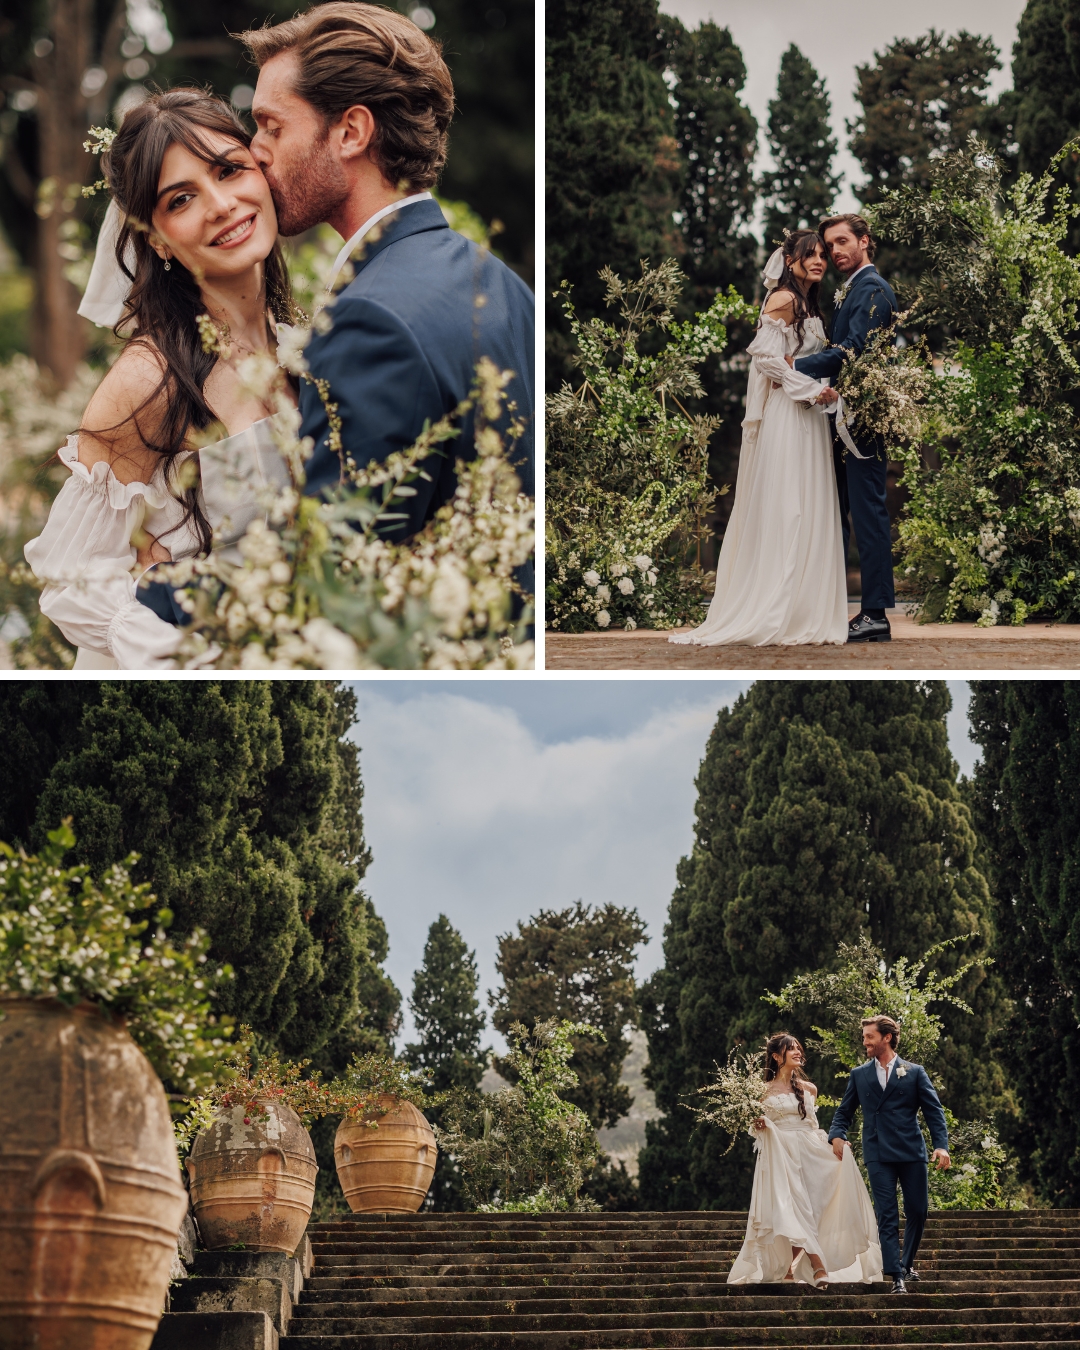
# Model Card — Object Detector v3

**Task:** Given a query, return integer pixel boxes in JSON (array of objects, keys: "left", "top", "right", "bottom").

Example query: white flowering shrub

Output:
[
  {"left": 870, "top": 136, "right": 1080, "bottom": 625},
  {"left": 546, "top": 259, "right": 755, "bottom": 632}
]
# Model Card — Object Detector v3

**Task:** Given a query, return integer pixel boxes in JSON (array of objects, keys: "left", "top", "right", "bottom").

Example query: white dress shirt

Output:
[
  {"left": 326, "top": 191, "right": 433, "bottom": 293},
  {"left": 875, "top": 1052, "right": 897, "bottom": 1090}
]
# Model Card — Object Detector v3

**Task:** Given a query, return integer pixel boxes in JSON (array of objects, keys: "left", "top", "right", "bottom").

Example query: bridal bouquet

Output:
[
  {"left": 833, "top": 316, "right": 934, "bottom": 453},
  {"left": 686, "top": 1048, "right": 766, "bottom": 1155}
]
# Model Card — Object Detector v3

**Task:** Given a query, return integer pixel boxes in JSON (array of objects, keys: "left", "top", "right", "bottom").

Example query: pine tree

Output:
[
  {"left": 660, "top": 17, "right": 759, "bottom": 309},
  {"left": 404, "top": 915, "right": 488, "bottom": 1210},
  {"left": 638, "top": 680, "right": 1009, "bottom": 1211},
  {"left": 760, "top": 45, "right": 840, "bottom": 248},
  {"left": 0, "top": 681, "right": 400, "bottom": 1071},
  {"left": 545, "top": 0, "right": 682, "bottom": 385},
  {"left": 848, "top": 30, "right": 1002, "bottom": 291},
  {"left": 968, "top": 681, "right": 1080, "bottom": 1205},
  {"left": 490, "top": 901, "right": 648, "bottom": 1129}
]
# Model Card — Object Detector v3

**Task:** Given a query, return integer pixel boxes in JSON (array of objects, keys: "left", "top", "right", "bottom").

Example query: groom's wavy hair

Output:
[
  {"left": 763, "top": 1032, "right": 809, "bottom": 1121},
  {"left": 236, "top": 3, "right": 455, "bottom": 193},
  {"left": 92, "top": 89, "right": 295, "bottom": 554},
  {"left": 763, "top": 230, "right": 825, "bottom": 353},
  {"left": 862, "top": 1015, "right": 900, "bottom": 1050}
]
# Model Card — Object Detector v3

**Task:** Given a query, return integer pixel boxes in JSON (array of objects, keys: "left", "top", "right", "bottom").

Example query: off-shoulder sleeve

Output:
[
  {"left": 748, "top": 318, "right": 832, "bottom": 408},
  {"left": 23, "top": 436, "right": 182, "bottom": 668}
]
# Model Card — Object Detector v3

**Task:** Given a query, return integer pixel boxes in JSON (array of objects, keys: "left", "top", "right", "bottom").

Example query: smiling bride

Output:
[{"left": 24, "top": 89, "right": 295, "bottom": 669}]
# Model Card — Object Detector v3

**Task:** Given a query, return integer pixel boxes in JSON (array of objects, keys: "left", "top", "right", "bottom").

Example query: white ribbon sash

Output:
[{"left": 834, "top": 394, "right": 871, "bottom": 460}]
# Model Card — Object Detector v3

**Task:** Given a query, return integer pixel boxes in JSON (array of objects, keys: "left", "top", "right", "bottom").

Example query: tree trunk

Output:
[{"left": 30, "top": 0, "right": 94, "bottom": 387}]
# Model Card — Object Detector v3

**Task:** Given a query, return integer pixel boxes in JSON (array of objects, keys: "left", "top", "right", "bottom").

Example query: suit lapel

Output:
[
  {"left": 863, "top": 1059, "right": 884, "bottom": 1101},
  {"left": 880, "top": 1056, "right": 904, "bottom": 1103}
]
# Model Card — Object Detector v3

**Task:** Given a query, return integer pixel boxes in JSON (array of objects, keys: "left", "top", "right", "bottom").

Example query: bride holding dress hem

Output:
[
  {"left": 671, "top": 230, "right": 848, "bottom": 648},
  {"left": 728, "top": 1032, "right": 883, "bottom": 1287}
]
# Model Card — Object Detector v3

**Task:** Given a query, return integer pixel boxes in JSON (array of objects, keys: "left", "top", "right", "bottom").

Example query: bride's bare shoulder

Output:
[
  {"left": 761, "top": 289, "right": 796, "bottom": 324},
  {"left": 79, "top": 340, "right": 171, "bottom": 484},
  {"left": 798, "top": 1077, "right": 818, "bottom": 1096}
]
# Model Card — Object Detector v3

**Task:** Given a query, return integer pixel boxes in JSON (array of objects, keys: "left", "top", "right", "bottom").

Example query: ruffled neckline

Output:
[
  {"left": 759, "top": 315, "right": 826, "bottom": 334},
  {"left": 58, "top": 433, "right": 175, "bottom": 511}
]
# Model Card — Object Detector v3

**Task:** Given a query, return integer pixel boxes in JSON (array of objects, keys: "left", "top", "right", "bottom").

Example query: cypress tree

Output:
[
  {"left": 848, "top": 30, "right": 1001, "bottom": 290},
  {"left": 491, "top": 901, "right": 648, "bottom": 1129},
  {"left": 760, "top": 45, "right": 840, "bottom": 248},
  {"left": 0, "top": 680, "right": 400, "bottom": 1071},
  {"left": 405, "top": 915, "right": 488, "bottom": 1210},
  {"left": 638, "top": 680, "right": 1008, "bottom": 1211},
  {"left": 968, "top": 681, "right": 1080, "bottom": 1205},
  {"left": 660, "top": 17, "right": 759, "bottom": 308},
  {"left": 545, "top": 0, "right": 682, "bottom": 385}
]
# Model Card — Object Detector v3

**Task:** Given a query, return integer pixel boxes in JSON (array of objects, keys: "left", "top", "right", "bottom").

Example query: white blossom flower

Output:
[
  {"left": 617, "top": 576, "right": 634, "bottom": 595},
  {"left": 582, "top": 570, "right": 601, "bottom": 588},
  {"left": 633, "top": 554, "right": 652, "bottom": 570},
  {"left": 896, "top": 1065, "right": 907, "bottom": 1078},
  {"left": 596, "top": 609, "right": 611, "bottom": 628},
  {"left": 596, "top": 584, "right": 611, "bottom": 602}
]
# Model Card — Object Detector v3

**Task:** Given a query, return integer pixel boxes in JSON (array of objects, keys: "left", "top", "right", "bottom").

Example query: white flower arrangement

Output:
[{"left": 896, "top": 1064, "right": 908, "bottom": 1078}]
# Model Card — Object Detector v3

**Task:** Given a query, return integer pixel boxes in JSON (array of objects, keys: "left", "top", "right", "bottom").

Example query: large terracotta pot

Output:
[
  {"left": 335, "top": 1095, "right": 436, "bottom": 1213},
  {"left": 0, "top": 997, "right": 188, "bottom": 1350},
  {"left": 187, "top": 1099, "right": 317, "bottom": 1253}
]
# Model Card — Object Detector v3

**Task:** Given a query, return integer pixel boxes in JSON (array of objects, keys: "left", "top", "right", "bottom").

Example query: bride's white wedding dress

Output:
[
  {"left": 728, "top": 1089, "right": 882, "bottom": 1285},
  {"left": 671, "top": 315, "right": 848, "bottom": 647},
  {"left": 25, "top": 417, "right": 290, "bottom": 669}
]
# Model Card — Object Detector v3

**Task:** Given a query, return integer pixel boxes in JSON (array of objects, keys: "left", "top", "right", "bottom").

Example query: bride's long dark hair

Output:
[
  {"left": 90, "top": 89, "right": 294, "bottom": 553},
  {"left": 761, "top": 229, "right": 826, "bottom": 352},
  {"left": 764, "top": 1031, "right": 809, "bottom": 1120}
]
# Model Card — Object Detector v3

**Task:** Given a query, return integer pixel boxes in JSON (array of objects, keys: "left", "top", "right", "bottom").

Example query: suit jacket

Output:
[
  {"left": 299, "top": 198, "right": 535, "bottom": 546},
  {"left": 792, "top": 265, "right": 898, "bottom": 383},
  {"left": 827, "top": 1056, "right": 948, "bottom": 1165}
]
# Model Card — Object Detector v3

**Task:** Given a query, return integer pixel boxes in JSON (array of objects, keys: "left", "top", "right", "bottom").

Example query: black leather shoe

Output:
[
  {"left": 902, "top": 1266, "right": 920, "bottom": 1282},
  {"left": 890, "top": 1276, "right": 908, "bottom": 1294},
  {"left": 848, "top": 612, "right": 892, "bottom": 643}
]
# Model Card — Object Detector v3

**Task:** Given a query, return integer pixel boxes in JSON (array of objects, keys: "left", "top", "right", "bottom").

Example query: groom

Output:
[
  {"left": 242, "top": 3, "right": 534, "bottom": 546},
  {"left": 791, "top": 215, "right": 898, "bottom": 643},
  {"left": 828, "top": 1015, "right": 950, "bottom": 1295}
]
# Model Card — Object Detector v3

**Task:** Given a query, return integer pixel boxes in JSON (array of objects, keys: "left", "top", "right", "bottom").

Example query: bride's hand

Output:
[
  {"left": 817, "top": 387, "right": 839, "bottom": 405},
  {"left": 135, "top": 534, "right": 172, "bottom": 571}
]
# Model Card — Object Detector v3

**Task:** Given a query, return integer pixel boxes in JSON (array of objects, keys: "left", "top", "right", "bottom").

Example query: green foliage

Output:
[
  {"left": 545, "top": 0, "right": 682, "bottom": 384},
  {"left": 437, "top": 1018, "right": 602, "bottom": 1212},
  {"left": 0, "top": 821, "right": 232, "bottom": 1093},
  {"left": 848, "top": 29, "right": 1002, "bottom": 291},
  {"left": 490, "top": 901, "right": 647, "bottom": 1130},
  {"left": 404, "top": 915, "right": 487, "bottom": 1210},
  {"left": 638, "top": 681, "right": 1010, "bottom": 1213},
  {"left": 833, "top": 319, "right": 934, "bottom": 452},
  {"left": 0, "top": 682, "right": 400, "bottom": 1076},
  {"left": 760, "top": 45, "right": 841, "bottom": 247},
  {"left": 968, "top": 681, "right": 1080, "bottom": 1206},
  {"left": 925, "top": 1110, "right": 1025, "bottom": 1210},
  {"left": 871, "top": 139, "right": 1080, "bottom": 624},
  {"left": 660, "top": 18, "right": 759, "bottom": 307},
  {"left": 328, "top": 1052, "right": 445, "bottom": 1121},
  {"left": 765, "top": 933, "right": 992, "bottom": 1078},
  {"left": 191, "top": 1028, "right": 332, "bottom": 1128},
  {"left": 546, "top": 260, "right": 757, "bottom": 632}
]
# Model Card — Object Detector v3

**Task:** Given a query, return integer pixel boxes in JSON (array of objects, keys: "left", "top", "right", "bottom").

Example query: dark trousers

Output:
[
  {"left": 833, "top": 431, "right": 895, "bottom": 610},
  {"left": 135, "top": 566, "right": 192, "bottom": 626},
  {"left": 866, "top": 1156, "right": 928, "bottom": 1276}
]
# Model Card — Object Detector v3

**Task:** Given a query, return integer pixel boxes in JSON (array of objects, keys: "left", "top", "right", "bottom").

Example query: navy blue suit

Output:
[
  {"left": 828, "top": 1057, "right": 949, "bottom": 1276},
  {"left": 794, "top": 265, "right": 897, "bottom": 610},
  {"left": 301, "top": 198, "right": 534, "bottom": 546}
]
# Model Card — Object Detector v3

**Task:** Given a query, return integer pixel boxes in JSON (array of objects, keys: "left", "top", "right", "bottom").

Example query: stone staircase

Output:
[{"left": 279, "top": 1209, "right": 1080, "bottom": 1348}]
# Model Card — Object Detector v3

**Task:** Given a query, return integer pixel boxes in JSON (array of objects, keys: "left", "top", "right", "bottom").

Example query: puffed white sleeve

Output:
[
  {"left": 747, "top": 317, "right": 832, "bottom": 408},
  {"left": 23, "top": 436, "right": 182, "bottom": 669}
]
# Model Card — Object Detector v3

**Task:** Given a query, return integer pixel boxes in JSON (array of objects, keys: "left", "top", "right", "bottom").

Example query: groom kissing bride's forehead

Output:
[{"left": 238, "top": 1, "right": 534, "bottom": 530}]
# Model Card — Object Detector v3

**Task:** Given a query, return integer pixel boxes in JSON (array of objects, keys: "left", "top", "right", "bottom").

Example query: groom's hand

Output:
[
  {"left": 816, "top": 387, "right": 839, "bottom": 406},
  {"left": 831, "top": 1137, "right": 848, "bottom": 1161},
  {"left": 932, "top": 1149, "right": 951, "bottom": 1170}
]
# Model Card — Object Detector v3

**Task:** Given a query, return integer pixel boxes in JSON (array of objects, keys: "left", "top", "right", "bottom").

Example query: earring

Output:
[{"left": 164, "top": 258, "right": 171, "bottom": 271}]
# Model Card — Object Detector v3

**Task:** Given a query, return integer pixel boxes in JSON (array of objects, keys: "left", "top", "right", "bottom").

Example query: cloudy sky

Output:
[
  {"left": 349, "top": 679, "right": 976, "bottom": 1047},
  {"left": 659, "top": 0, "right": 1028, "bottom": 215}
]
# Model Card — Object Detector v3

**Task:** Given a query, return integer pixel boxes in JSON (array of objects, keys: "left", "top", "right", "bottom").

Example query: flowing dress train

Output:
[
  {"left": 728, "top": 1091, "right": 883, "bottom": 1285},
  {"left": 671, "top": 316, "right": 847, "bottom": 646}
]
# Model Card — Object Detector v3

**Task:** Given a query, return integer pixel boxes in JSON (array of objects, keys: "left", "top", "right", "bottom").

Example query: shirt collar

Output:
[
  {"left": 326, "top": 191, "right": 433, "bottom": 293},
  {"left": 842, "top": 262, "right": 876, "bottom": 289}
]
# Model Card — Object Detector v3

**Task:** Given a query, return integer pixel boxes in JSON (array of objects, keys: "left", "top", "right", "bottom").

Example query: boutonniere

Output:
[
  {"left": 896, "top": 1065, "right": 908, "bottom": 1078},
  {"left": 833, "top": 287, "right": 847, "bottom": 309}
]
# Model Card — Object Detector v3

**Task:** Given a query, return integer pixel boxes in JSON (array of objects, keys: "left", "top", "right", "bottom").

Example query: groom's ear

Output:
[{"left": 333, "top": 104, "right": 378, "bottom": 164}]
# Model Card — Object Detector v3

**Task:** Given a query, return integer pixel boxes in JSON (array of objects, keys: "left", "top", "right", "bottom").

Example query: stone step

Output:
[
  {"left": 281, "top": 1336, "right": 1080, "bottom": 1349},
  {"left": 305, "top": 1276, "right": 1080, "bottom": 1295}
]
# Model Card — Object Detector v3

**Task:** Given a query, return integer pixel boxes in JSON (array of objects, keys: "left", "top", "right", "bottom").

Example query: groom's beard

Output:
[{"left": 265, "top": 139, "right": 350, "bottom": 238}]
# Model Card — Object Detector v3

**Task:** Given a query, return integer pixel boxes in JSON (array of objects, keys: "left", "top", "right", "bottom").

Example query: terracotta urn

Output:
[
  {"left": 335, "top": 1094, "right": 436, "bottom": 1213},
  {"left": 186, "top": 1099, "right": 317, "bottom": 1253},
  {"left": 0, "top": 997, "right": 188, "bottom": 1350}
]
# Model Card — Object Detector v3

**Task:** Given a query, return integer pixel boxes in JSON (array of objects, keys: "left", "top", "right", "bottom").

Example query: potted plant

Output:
[
  {"left": 328, "top": 1057, "right": 444, "bottom": 1214},
  {"left": 179, "top": 1037, "right": 329, "bottom": 1254},
  {"left": 0, "top": 821, "right": 231, "bottom": 1350}
]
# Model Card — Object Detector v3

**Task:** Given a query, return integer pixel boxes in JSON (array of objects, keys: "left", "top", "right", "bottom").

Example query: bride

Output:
[
  {"left": 671, "top": 231, "right": 848, "bottom": 648},
  {"left": 729, "top": 1032, "right": 882, "bottom": 1287},
  {"left": 25, "top": 89, "right": 295, "bottom": 669}
]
